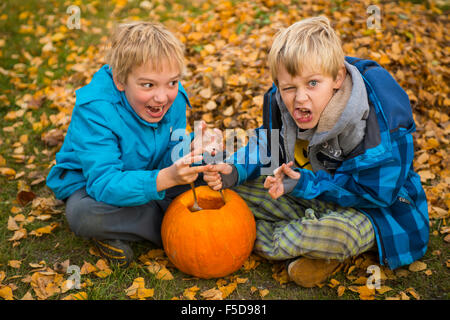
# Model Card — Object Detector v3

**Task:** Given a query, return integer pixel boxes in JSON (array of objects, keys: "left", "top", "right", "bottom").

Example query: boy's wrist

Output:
[
  {"left": 220, "top": 164, "right": 238, "bottom": 189},
  {"left": 156, "top": 167, "right": 176, "bottom": 192}
]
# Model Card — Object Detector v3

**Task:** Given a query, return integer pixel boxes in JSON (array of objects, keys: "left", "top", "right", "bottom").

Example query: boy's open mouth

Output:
[
  {"left": 294, "top": 108, "right": 313, "bottom": 123},
  {"left": 145, "top": 105, "right": 165, "bottom": 118}
]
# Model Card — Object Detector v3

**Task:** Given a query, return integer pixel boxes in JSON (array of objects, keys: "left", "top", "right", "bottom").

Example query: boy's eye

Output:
[
  {"left": 142, "top": 83, "right": 153, "bottom": 88},
  {"left": 308, "top": 80, "right": 318, "bottom": 87},
  {"left": 169, "top": 80, "right": 178, "bottom": 86},
  {"left": 282, "top": 86, "right": 296, "bottom": 91}
]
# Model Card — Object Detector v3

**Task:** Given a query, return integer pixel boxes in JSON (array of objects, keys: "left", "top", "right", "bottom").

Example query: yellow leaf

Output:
[
  {"left": 145, "top": 249, "right": 165, "bottom": 259},
  {"left": 8, "top": 228, "right": 27, "bottom": 241},
  {"left": 20, "top": 291, "right": 34, "bottom": 300},
  {"left": 328, "top": 278, "right": 340, "bottom": 288},
  {"left": 8, "top": 260, "right": 22, "bottom": 269},
  {"left": 376, "top": 286, "right": 393, "bottom": 294},
  {"left": 51, "top": 32, "right": 65, "bottom": 42},
  {"left": 236, "top": 277, "right": 248, "bottom": 284},
  {"left": 405, "top": 288, "right": 420, "bottom": 300},
  {"left": 62, "top": 291, "right": 88, "bottom": 300},
  {"left": 219, "top": 282, "right": 237, "bottom": 299},
  {"left": 0, "top": 167, "right": 16, "bottom": 177},
  {"left": 7, "top": 216, "right": 20, "bottom": 231},
  {"left": 272, "top": 268, "right": 290, "bottom": 285},
  {"left": 408, "top": 261, "right": 427, "bottom": 272},
  {"left": 156, "top": 267, "right": 174, "bottom": 281},
  {"left": 10, "top": 206, "right": 23, "bottom": 214},
  {"left": 95, "top": 269, "right": 112, "bottom": 278},
  {"left": 29, "top": 222, "right": 59, "bottom": 236},
  {"left": 95, "top": 259, "right": 110, "bottom": 271},
  {"left": 259, "top": 288, "right": 269, "bottom": 298},
  {"left": 337, "top": 285, "right": 346, "bottom": 297},
  {"left": 183, "top": 285, "right": 200, "bottom": 300},
  {"left": 125, "top": 277, "right": 154, "bottom": 300},
  {"left": 80, "top": 261, "right": 97, "bottom": 275},
  {"left": 352, "top": 276, "right": 368, "bottom": 285},
  {"left": 200, "top": 288, "right": 223, "bottom": 300},
  {"left": 0, "top": 286, "right": 14, "bottom": 300}
]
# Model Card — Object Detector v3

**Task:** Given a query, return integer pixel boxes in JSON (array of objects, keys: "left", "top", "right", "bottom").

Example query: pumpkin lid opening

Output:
[{"left": 189, "top": 194, "right": 225, "bottom": 212}]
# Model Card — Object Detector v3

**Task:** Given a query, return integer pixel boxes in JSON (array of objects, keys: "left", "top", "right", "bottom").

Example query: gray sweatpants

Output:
[{"left": 65, "top": 183, "right": 199, "bottom": 247}]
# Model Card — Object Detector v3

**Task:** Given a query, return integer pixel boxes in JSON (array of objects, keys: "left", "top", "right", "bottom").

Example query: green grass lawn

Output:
[{"left": 0, "top": 0, "right": 448, "bottom": 300}]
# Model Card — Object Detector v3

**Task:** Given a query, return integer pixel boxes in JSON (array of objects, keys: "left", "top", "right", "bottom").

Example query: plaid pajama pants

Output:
[{"left": 232, "top": 176, "right": 375, "bottom": 261}]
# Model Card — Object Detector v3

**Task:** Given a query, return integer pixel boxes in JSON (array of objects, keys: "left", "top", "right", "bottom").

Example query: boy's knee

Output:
[
  {"left": 321, "top": 216, "right": 374, "bottom": 260},
  {"left": 65, "top": 193, "right": 103, "bottom": 238}
]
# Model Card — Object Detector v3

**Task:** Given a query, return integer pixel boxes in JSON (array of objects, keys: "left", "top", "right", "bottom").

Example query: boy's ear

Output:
[
  {"left": 113, "top": 75, "right": 125, "bottom": 91},
  {"left": 333, "top": 66, "right": 346, "bottom": 90}
]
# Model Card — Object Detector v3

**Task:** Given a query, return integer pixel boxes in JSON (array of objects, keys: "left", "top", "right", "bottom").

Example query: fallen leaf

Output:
[
  {"left": 0, "top": 286, "right": 14, "bottom": 300},
  {"left": 8, "top": 260, "right": 22, "bottom": 269},
  {"left": 29, "top": 222, "right": 59, "bottom": 236},
  {"left": 62, "top": 291, "right": 88, "bottom": 300},
  {"left": 337, "top": 285, "right": 346, "bottom": 297},
  {"left": 328, "top": 278, "right": 340, "bottom": 288},
  {"left": 259, "top": 288, "right": 269, "bottom": 298},
  {"left": 7, "top": 216, "right": 20, "bottom": 231},
  {"left": 183, "top": 285, "right": 200, "bottom": 300},
  {"left": 80, "top": 261, "right": 97, "bottom": 275},
  {"left": 408, "top": 261, "right": 427, "bottom": 272},
  {"left": 406, "top": 287, "right": 420, "bottom": 300},
  {"left": 376, "top": 286, "right": 393, "bottom": 294},
  {"left": 125, "top": 277, "right": 154, "bottom": 300},
  {"left": 200, "top": 288, "right": 223, "bottom": 300},
  {"left": 20, "top": 291, "right": 34, "bottom": 300}
]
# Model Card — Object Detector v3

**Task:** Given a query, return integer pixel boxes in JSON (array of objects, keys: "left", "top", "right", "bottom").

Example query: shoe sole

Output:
[{"left": 95, "top": 240, "right": 129, "bottom": 267}]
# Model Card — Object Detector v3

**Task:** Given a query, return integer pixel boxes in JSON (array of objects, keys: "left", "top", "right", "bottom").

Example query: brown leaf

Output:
[
  {"left": 408, "top": 261, "right": 427, "bottom": 272},
  {"left": 7, "top": 216, "right": 20, "bottom": 231},
  {"left": 200, "top": 288, "right": 223, "bottom": 300}
]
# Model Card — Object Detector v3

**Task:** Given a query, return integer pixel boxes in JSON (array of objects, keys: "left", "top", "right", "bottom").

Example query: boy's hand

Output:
[
  {"left": 203, "top": 163, "right": 233, "bottom": 191},
  {"left": 190, "top": 120, "right": 224, "bottom": 158},
  {"left": 263, "top": 162, "right": 300, "bottom": 199},
  {"left": 157, "top": 151, "right": 211, "bottom": 191}
]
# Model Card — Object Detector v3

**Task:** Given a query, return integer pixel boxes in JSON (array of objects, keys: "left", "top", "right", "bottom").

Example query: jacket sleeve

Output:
[
  {"left": 71, "top": 102, "right": 165, "bottom": 207},
  {"left": 228, "top": 126, "right": 278, "bottom": 185},
  {"left": 291, "top": 133, "right": 415, "bottom": 208}
]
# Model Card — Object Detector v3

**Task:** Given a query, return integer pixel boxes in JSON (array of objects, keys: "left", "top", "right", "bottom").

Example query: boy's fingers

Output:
[
  {"left": 208, "top": 163, "right": 232, "bottom": 174},
  {"left": 181, "top": 152, "right": 203, "bottom": 165},
  {"left": 281, "top": 165, "right": 301, "bottom": 179},
  {"left": 191, "top": 164, "right": 212, "bottom": 173}
]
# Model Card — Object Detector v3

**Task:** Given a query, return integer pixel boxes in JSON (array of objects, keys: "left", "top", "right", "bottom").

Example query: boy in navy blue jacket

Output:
[{"left": 204, "top": 17, "right": 429, "bottom": 287}]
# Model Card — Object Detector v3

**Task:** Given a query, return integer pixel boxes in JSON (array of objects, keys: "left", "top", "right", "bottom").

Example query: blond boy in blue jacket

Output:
[{"left": 46, "top": 22, "right": 210, "bottom": 266}]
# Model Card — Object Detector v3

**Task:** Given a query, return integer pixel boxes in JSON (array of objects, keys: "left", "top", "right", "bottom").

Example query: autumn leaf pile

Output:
[{"left": 0, "top": 0, "right": 448, "bottom": 300}]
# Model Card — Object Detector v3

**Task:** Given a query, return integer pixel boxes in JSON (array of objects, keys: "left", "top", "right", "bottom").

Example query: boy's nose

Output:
[
  {"left": 295, "top": 89, "right": 308, "bottom": 103},
  {"left": 153, "top": 88, "right": 168, "bottom": 104}
]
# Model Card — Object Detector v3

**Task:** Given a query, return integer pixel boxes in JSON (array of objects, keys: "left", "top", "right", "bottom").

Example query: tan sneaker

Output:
[{"left": 287, "top": 257, "right": 342, "bottom": 287}]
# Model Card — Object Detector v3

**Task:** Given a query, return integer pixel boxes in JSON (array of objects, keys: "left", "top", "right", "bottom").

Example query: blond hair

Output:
[
  {"left": 268, "top": 16, "right": 345, "bottom": 85},
  {"left": 105, "top": 21, "right": 185, "bottom": 85}
]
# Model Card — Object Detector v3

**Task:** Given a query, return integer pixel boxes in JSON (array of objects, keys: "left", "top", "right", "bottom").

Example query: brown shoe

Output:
[{"left": 287, "top": 257, "right": 341, "bottom": 287}]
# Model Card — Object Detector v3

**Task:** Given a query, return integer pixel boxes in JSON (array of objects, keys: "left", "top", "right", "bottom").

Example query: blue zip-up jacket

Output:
[
  {"left": 46, "top": 65, "right": 191, "bottom": 207},
  {"left": 229, "top": 57, "right": 429, "bottom": 270}
]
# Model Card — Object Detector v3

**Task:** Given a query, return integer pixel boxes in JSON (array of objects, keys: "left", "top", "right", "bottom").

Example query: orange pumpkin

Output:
[{"left": 161, "top": 186, "right": 256, "bottom": 279}]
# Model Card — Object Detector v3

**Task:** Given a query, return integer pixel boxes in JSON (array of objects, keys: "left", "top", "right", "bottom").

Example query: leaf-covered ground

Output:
[{"left": 0, "top": 0, "right": 448, "bottom": 300}]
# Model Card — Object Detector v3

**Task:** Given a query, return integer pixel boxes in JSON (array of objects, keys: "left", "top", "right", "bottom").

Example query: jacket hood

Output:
[{"left": 75, "top": 65, "right": 122, "bottom": 106}]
